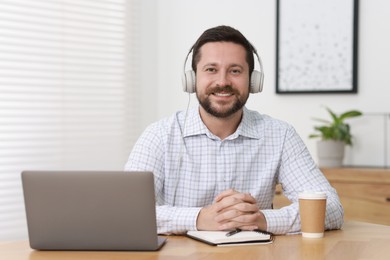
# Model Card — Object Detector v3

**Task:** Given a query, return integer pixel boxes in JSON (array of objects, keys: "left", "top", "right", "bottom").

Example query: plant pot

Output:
[{"left": 316, "top": 140, "right": 345, "bottom": 168}]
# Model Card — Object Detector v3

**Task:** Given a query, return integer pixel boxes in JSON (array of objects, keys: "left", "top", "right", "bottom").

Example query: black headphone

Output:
[{"left": 181, "top": 45, "right": 264, "bottom": 94}]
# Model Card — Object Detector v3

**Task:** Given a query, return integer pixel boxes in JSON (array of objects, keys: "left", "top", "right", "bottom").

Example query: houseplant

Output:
[{"left": 309, "top": 107, "right": 362, "bottom": 167}]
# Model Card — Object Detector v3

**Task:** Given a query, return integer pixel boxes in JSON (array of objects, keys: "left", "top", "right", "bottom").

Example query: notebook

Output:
[
  {"left": 21, "top": 170, "right": 167, "bottom": 251},
  {"left": 187, "top": 230, "right": 273, "bottom": 246}
]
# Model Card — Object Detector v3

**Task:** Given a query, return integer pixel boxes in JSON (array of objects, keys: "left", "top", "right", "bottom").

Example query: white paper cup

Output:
[{"left": 299, "top": 191, "right": 327, "bottom": 238}]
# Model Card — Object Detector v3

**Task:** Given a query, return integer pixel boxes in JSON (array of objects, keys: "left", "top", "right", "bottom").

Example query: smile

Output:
[{"left": 214, "top": 93, "right": 233, "bottom": 97}]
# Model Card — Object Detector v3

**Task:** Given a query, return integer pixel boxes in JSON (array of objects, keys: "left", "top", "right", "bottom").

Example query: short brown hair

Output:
[{"left": 190, "top": 25, "right": 255, "bottom": 75}]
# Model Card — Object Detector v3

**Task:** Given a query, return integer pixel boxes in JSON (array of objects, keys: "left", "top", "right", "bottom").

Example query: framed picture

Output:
[{"left": 276, "top": 0, "right": 359, "bottom": 94}]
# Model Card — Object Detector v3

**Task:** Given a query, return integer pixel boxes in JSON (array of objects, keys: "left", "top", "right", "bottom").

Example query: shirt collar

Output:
[
  {"left": 183, "top": 105, "right": 261, "bottom": 140},
  {"left": 182, "top": 105, "right": 208, "bottom": 138},
  {"left": 235, "top": 107, "right": 262, "bottom": 139}
]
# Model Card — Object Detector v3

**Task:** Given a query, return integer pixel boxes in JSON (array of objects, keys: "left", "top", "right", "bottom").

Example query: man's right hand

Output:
[{"left": 196, "top": 203, "right": 222, "bottom": 230}]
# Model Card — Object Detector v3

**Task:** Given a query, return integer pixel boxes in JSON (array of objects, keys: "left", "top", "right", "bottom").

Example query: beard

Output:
[{"left": 196, "top": 85, "right": 249, "bottom": 118}]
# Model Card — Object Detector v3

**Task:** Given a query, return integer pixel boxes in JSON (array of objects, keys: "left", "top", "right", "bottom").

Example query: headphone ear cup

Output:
[
  {"left": 250, "top": 70, "right": 264, "bottom": 93},
  {"left": 182, "top": 70, "right": 196, "bottom": 93}
]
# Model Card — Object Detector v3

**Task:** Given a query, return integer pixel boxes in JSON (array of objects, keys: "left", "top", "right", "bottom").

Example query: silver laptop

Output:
[{"left": 21, "top": 170, "right": 166, "bottom": 251}]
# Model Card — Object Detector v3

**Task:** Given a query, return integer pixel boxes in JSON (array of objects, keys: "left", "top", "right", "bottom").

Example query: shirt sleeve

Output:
[
  {"left": 124, "top": 122, "right": 201, "bottom": 234},
  {"left": 262, "top": 126, "right": 344, "bottom": 235},
  {"left": 156, "top": 205, "right": 202, "bottom": 234}
]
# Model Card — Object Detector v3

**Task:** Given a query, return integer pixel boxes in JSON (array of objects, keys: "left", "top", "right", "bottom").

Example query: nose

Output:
[{"left": 216, "top": 71, "right": 231, "bottom": 87}]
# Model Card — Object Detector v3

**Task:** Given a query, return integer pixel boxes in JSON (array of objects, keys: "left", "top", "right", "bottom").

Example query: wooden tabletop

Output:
[{"left": 2, "top": 221, "right": 390, "bottom": 260}]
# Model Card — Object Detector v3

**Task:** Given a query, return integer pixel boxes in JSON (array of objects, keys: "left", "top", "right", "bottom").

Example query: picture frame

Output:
[{"left": 276, "top": 0, "right": 359, "bottom": 94}]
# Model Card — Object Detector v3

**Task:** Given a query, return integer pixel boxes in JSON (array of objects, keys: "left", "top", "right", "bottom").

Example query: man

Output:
[{"left": 125, "top": 25, "right": 343, "bottom": 235}]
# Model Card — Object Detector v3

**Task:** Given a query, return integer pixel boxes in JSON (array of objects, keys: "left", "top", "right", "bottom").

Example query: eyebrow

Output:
[{"left": 201, "top": 63, "right": 245, "bottom": 70}]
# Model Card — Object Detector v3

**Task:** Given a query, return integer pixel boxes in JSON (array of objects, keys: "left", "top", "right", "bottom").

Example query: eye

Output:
[
  {"left": 230, "top": 68, "right": 242, "bottom": 74},
  {"left": 205, "top": 67, "right": 217, "bottom": 73}
]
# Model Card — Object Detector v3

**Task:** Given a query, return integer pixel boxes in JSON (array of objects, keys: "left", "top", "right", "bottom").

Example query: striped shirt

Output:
[{"left": 125, "top": 105, "right": 343, "bottom": 234}]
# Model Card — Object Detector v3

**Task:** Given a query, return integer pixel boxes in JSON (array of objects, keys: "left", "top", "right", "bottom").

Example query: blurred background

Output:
[{"left": 1, "top": 0, "right": 389, "bottom": 240}]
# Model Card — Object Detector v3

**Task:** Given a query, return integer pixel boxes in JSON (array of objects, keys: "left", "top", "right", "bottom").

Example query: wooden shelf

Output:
[{"left": 273, "top": 167, "right": 390, "bottom": 225}]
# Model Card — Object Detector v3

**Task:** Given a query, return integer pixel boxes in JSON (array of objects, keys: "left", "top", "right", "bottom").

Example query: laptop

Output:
[{"left": 21, "top": 170, "right": 167, "bottom": 251}]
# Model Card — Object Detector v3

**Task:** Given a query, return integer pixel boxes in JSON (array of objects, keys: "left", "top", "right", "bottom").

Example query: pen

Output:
[{"left": 226, "top": 228, "right": 242, "bottom": 237}]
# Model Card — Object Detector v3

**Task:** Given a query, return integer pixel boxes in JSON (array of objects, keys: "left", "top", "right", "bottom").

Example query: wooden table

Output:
[{"left": 2, "top": 221, "right": 390, "bottom": 260}]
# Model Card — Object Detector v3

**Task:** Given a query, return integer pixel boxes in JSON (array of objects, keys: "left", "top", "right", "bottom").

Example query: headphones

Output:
[{"left": 182, "top": 44, "right": 264, "bottom": 94}]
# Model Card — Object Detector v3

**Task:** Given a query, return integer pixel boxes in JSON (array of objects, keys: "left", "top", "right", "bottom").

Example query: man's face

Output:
[{"left": 195, "top": 42, "right": 250, "bottom": 118}]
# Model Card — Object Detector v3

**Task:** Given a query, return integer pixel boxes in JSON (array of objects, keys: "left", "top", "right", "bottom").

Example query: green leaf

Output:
[
  {"left": 325, "top": 107, "right": 339, "bottom": 123},
  {"left": 339, "top": 110, "right": 363, "bottom": 121}
]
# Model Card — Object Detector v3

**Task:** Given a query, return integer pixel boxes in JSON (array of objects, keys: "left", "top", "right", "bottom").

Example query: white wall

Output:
[{"left": 140, "top": 0, "right": 390, "bottom": 163}]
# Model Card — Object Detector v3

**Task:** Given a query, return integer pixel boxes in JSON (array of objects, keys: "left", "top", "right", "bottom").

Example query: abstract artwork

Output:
[{"left": 276, "top": 0, "right": 359, "bottom": 93}]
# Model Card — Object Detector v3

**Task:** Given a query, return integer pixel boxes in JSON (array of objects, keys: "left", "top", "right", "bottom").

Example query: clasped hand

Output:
[{"left": 196, "top": 189, "right": 267, "bottom": 231}]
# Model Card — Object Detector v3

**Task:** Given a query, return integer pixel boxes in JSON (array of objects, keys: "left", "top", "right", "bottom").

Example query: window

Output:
[{"left": 0, "top": 0, "right": 141, "bottom": 240}]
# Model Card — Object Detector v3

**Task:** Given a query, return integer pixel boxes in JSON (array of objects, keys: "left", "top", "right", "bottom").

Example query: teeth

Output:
[{"left": 214, "top": 93, "right": 232, "bottom": 97}]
